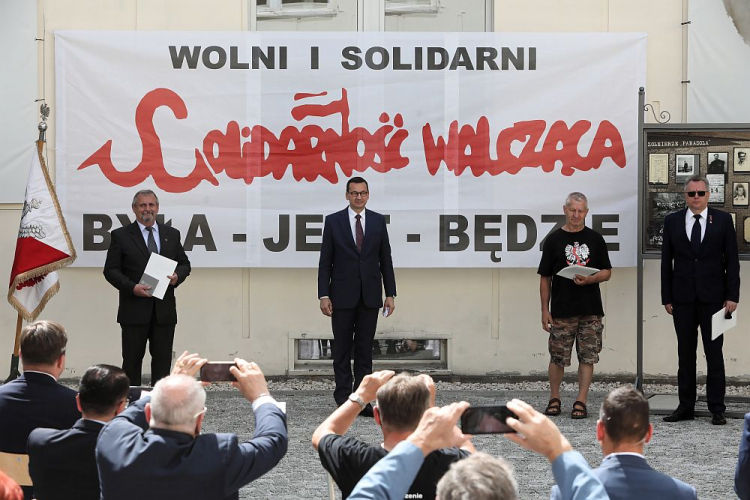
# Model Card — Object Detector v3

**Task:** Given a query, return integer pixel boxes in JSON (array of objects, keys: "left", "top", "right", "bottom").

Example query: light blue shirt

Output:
[
  {"left": 551, "top": 451, "right": 610, "bottom": 500},
  {"left": 137, "top": 221, "right": 160, "bottom": 253}
]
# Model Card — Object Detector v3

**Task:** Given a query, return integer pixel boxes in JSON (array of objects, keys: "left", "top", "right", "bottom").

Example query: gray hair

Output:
[
  {"left": 149, "top": 374, "right": 206, "bottom": 427},
  {"left": 436, "top": 453, "right": 518, "bottom": 500},
  {"left": 684, "top": 175, "right": 709, "bottom": 191},
  {"left": 565, "top": 192, "right": 588, "bottom": 208},
  {"left": 131, "top": 189, "right": 159, "bottom": 207}
]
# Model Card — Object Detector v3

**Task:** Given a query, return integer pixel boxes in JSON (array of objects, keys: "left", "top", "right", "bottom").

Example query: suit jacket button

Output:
[{"left": 694, "top": 258, "right": 698, "bottom": 262}]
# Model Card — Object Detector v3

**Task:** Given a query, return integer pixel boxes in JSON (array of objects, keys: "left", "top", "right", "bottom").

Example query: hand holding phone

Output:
[
  {"left": 382, "top": 307, "right": 390, "bottom": 317},
  {"left": 199, "top": 361, "right": 237, "bottom": 382},
  {"left": 460, "top": 405, "right": 518, "bottom": 434}
]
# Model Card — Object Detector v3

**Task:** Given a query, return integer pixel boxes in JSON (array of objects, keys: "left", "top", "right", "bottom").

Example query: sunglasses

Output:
[{"left": 686, "top": 191, "right": 706, "bottom": 197}]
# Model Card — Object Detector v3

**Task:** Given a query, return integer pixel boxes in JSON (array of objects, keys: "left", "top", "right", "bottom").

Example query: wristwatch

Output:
[{"left": 348, "top": 393, "right": 367, "bottom": 409}]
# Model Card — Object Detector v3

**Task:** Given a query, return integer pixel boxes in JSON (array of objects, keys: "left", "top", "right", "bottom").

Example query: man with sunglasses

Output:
[
  {"left": 318, "top": 177, "right": 397, "bottom": 416},
  {"left": 661, "top": 175, "right": 740, "bottom": 425}
]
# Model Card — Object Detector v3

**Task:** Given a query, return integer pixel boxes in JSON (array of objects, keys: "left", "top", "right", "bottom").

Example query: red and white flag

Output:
[{"left": 7, "top": 144, "right": 76, "bottom": 320}]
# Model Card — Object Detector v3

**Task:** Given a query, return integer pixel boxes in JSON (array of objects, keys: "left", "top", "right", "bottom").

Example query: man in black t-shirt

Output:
[
  {"left": 311, "top": 371, "right": 472, "bottom": 499},
  {"left": 538, "top": 192, "right": 612, "bottom": 420}
]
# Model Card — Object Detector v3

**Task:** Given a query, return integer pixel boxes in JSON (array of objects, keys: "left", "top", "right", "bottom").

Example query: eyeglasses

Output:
[
  {"left": 686, "top": 191, "right": 706, "bottom": 197},
  {"left": 348, "top": 191, "right": 369, "bottom": 198}
]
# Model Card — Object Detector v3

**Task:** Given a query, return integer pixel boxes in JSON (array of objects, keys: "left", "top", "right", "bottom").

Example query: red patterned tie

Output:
[{"left": 355, "top": 215, "right": 364, "bottom": 253}]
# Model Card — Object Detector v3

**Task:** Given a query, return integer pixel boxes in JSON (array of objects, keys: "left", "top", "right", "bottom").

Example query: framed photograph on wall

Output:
[
  {"left": 675, "top": 153, "right": 696, "bottom": 183},
  {"left": 707, "top": 174, "right": 725, "bottom": 204},
  {"left": 648, "top": 153, "right": 668, "bottom": 184},
  {"left": 707, "top": 152, "right": 728, "bottom": 174},
  {"left": 734, "top": 147, "right": 750, "bottom": 172},
  {"left": 733, "top": 182, "right": 749, "bottom": 206},
  {"left": 744, "top": 216, "right": 750, "bottom": 244}
]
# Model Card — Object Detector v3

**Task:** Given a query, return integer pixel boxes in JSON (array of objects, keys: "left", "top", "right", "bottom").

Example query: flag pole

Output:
[
  {"left": 4, "top": 314, "right": 23, "bottom": 382},
  {"left": 4, "top": 106, "right": 49, "bottom": 383}
]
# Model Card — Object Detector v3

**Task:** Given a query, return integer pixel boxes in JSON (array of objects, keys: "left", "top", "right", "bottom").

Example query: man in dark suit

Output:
[
  {"left": 104, "top": 189, "right": 191, "bottom": 386},
  {"left": 95, "top": 353, "right": 287, "bottom": 500},
  {"left": 0, "top": 320, "right": 80, "bottom": 500},
  {"left": 550, "top": 385, "right": 697, "bottom": 500},
  {"left": 318, "top": 177, "right": 396, "bottom": 415},
  {"left": 737, "top": 412, "right": 750, "bottom": 499},
  {"left": 28, "top": 364, "right": 129, "bottom": 500},
  {"left": 661, "top": 175, "right": 739, "bottom": 425}
]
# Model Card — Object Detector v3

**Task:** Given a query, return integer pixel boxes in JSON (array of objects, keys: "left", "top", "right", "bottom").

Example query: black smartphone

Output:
[
  {"left": 460, "top": 405, "right": 518, "bottom": 434},
  {"left": 199, "top": 361, "right": 237, "bottom": 382},
  {"left": 127, "top": 386, "right": 151, "bottom": 404}
]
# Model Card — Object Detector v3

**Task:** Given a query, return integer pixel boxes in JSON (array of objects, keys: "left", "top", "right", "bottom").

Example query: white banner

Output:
[{"left": 55, "top": 31, "right": 645, "bottom": 268}]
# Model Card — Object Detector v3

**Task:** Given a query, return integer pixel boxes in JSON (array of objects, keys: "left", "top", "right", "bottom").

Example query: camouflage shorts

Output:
[{"left": 548, "top": 315, "right": 603, "bottom": 367}]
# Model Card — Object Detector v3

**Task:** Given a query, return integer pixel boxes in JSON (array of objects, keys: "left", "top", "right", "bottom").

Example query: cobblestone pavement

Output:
[{"left": 196, "top": 384, "right": 748, "bottom": 500}]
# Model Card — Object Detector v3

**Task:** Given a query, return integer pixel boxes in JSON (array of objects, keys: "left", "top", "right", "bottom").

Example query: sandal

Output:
[
  {"left": 543, "top": 398, "right": 562, "bottom": 416},
  {"left": 571, "top": 400, "right": 588, "bottom": 419}
]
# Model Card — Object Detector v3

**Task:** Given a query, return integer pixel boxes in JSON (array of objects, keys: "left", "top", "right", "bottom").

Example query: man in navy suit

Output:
[
  {"left": 550, "top": 386, "right": 697, "bottom": 500},
  {"left": 318, "top": 177, "right": 396, "bottom": 415},
  {"left": 28, "top": 364, "right": 129, "bottom": 500},
  {"left": 104, "top": 189, "right": 191, "bottom": 386},
  {"left": 0, "top": 320, "right": 80, "bottom": 500},
  {"left": 737, "top": 412, "right": 750, "bottom": 499},
  {"left": 661, "top": 175, "right": 739, "bottom": 425},
  {"left": 96, "top": 353, "right": 287, "bottom": 500}
]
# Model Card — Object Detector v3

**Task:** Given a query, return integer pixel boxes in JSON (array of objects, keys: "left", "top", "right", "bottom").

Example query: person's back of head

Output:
[
  {"left": 19, "top": 320, "right": 67, "bottom": 375},
  {"left": 599, "top": 385, "right": 650, "bottom": 447},
  {"left": 375, "top": 372, "right": 430, "bottom": 432},
  {"left": 78, "top": 364, "right": 130, "bottom": 421},
  {"left": 147, "top": 374, "right": 206, "bottom": 435},
  {"left": 436, "top": 452, "right": 518, "bottom": 500}
]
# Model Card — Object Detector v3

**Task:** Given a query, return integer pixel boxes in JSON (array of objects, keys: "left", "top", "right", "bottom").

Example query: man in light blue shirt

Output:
[{"left": 349, "top": 399, "right": 609, "bottom": 500}]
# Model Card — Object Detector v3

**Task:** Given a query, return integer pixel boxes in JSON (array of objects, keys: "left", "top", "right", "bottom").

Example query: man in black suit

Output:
[
  {"left": 661, "top": 175, "right": 739, "bottom": 425},
  {"left": 0, "top": 320, "right": 80, "bottom": 500},
  {"left": 28, "top": 364, "right": 129, "bottom": 500},
  {"left": 104, "top": 189, "right": 191, "bottom": 386},
  {"left": 95, "top": 353, "right": 287, "bottom": 500},
  {"left": 318, "top": 177, "right": 396, "bottom": 415}
]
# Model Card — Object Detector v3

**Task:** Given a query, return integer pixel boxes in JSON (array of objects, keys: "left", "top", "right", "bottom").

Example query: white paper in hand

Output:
[
  {"left": 556, "top": 265, "right": 599, "bottom": 280},
  {"left": 140, "top": 253, "right": 177, "bottom": 300},
  {"left": 711, "top": 308, "right": 737, "bottom": 340}
]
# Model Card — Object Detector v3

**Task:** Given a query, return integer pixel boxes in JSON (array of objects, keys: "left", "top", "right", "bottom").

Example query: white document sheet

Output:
[
  {"left": 556, "top": 265, "right": 599, "bottom": 280},
  {"left": 139, "top": 253, "right": 177, "bottom": 300},
  {"left": 711, "top": 308, "right": 737, "bottom": 340}
]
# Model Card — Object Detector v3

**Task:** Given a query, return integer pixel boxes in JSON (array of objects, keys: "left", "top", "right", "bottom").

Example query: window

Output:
[
  {"left": 257, "top": 0, "right": 336, "bottom": 18},
  {"left": 385, "top": 0, "right": 438, "bottom": 14}
]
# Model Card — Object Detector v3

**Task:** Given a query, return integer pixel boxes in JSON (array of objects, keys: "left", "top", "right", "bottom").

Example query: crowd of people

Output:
[{"left": 0, "top": 320, "right": 748, "bottom": 500}]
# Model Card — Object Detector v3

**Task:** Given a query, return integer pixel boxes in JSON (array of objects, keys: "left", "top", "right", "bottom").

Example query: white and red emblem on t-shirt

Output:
[{"left": 565, "top": 242, "right": 590, "bottom": 266}]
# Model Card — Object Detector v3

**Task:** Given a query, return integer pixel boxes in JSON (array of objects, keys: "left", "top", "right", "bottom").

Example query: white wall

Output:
[{"left": 1, "top": 0, "right": 747, "bottom": 381}]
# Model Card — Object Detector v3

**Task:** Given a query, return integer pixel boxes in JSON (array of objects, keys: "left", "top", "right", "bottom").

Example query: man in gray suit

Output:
[
  {"left": 96, "top": 353, "right": 287, "bottom": 500},
  {"left": 550, "top": 385, "right": 696, "bottom": 500}
]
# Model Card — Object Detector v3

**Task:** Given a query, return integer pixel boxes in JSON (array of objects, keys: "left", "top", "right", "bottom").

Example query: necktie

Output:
[
  {"left": 146, "top": 226, "right": 158, "bottom": 254},
  {"left": 691, "top": 214, "right": 701, "bottom": 254},
  {"left": 355, "top": 214, "right": 364, "bottom": 253}
]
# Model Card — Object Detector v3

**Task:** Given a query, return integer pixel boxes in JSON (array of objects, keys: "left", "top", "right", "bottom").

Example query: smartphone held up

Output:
[
  {"left": 460, "top": 405, "right": 518, "bottom": 434},
  {"left": 199, "top": 361, "right": 237, "bottom": 382}
]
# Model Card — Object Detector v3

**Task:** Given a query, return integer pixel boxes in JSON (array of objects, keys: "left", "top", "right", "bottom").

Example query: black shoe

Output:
[
  {"left": 663, "top": 408, "right": 694, "bottom": 422},
  {"left": 711, "top": 412, "right": 727, "bottom": 425},
  {"left": 359, "top": 404, "right": 374, "bottom": 418}
]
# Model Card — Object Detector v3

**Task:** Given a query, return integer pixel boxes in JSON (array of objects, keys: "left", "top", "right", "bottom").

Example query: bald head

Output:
[{"left": 148, "top": 374, "right": 206, "bottom": 432}]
